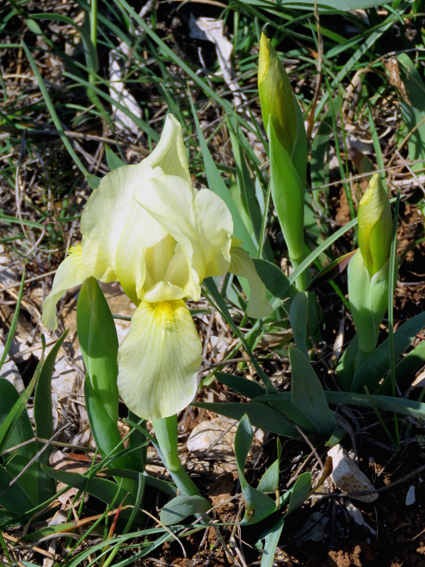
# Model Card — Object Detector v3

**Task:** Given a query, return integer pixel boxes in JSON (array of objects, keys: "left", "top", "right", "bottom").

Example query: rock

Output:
[
  {"left": 328, "top": 444, "right": 378, "bottom": 503},
  {"left": 406, "top": 485, "right": 416, "bottom": 506}
]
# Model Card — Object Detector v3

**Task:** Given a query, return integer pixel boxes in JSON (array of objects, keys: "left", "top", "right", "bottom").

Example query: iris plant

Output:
[{"left": 42, "top": 115, "right": 270, "bottom": 422}]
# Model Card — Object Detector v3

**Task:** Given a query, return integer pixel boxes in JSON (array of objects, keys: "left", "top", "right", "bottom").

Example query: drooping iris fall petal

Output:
[
  {"left": 117, "top": 300, "right": 202, "bottom": 421},
  {"left": 42, "top": 245, "right": 89, "bottom": 331}
]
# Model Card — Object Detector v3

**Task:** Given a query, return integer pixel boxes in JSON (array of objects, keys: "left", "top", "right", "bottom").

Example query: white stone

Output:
[
  {"left": 405, "top": 485, "right": 416, "bottom": 506},
  {"left": 328, "top": 444, "right": 378, "bottom": 503}
]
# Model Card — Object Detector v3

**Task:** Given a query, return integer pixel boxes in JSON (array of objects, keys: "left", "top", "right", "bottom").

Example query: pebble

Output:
[
  {"left": 406, "top": 485, "right": 416, "bottom": 506},
  {"left": 328, "top": 444, "right": 378, "bottom": 503}
]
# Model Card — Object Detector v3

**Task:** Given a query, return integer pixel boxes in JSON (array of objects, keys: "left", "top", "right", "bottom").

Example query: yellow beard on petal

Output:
[
  {"left": 150, "top": 300, "right": 181, "bottom": 330},
  {"left": 67, "top": 243, "right": 83, "bottom": 257}
]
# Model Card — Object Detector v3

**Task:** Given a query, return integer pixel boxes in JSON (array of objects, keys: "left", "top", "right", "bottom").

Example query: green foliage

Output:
[
  {"left": 0, "top": 332, "right": 67, "bottom": 522},
  {"left": 290, "top": 347, "right": 338, "bottom": 435},
  {"left": 391, "top": 54, "right": 425, "bottom": 170},
  {"left": 160, "top": 495, "right": 211, "bottom": 526},
  {"left": 233, "top": 412, "right": 312, "bottom": 567},
  {"left": 77, "top": 279, "right": 144, "bottom": 496},
  {"left": 234, "top": 415, "right": 278, "bottom": 525},
  {"left": 77, "top": 278, "right": 119, "bottom": 423}
]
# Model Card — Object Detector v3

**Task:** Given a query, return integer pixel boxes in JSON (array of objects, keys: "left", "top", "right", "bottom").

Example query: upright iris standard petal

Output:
[
  {"left": 117, "top": 300, "right": 202, "bottom": 421},
  {"left": 195, "top": 189, "right": 233, "bottom": 278},
  {"left": 42, "top": 245, "right": 89, "bottom": 331},
  {"left": 80, "top": 114, "right": 192, "bottom": 304},
  {"left": 80, "top": 165, "right": 168, "bottom": 305},
  {"left": 134, "top": 175, "right": 233, "bottom": 300},
  {"left": 142, "top": 114, "right": 191, "bottom": 183},
  {"left": 134, "top": 174, "right": 202, "bottom": 300}
]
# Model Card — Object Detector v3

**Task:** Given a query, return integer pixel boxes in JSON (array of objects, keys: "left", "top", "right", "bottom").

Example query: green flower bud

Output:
[
  {"left": 358, "top": 173, "right": 392, "bottom": 278},
  {"left": 258, "top": 33, "right": 298, "bottom": 155}
]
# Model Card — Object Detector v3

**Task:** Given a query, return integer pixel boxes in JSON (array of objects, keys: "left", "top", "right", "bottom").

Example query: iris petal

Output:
[
  {"left": 195, "top": 189, "right": 233, "bottom": 278},
  {"left": 42, "top": 245, "right": 89, "bottom": 331},
  {"left": 142, "top": 114, "right": 191, "bottom": 183},
  {"left": 134, "top": 174, "right": 202, "bottom": 300},
  {"left": 117, "top": 299, "right": 202, "bottom": 421}
]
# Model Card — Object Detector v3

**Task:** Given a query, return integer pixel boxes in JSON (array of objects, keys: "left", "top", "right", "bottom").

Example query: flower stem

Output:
[{"left": 153, "top": 415, "right": 200, "bottom": 497}]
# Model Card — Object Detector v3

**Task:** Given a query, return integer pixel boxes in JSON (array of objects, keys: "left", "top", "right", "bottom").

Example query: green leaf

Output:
[
  {"left": 289, "top": 218, "right": 358, "bottom": 288},
  {"left": 307, "top": 251, "right": 356, "bottom": 291},
  {"left": 105, "top": 146, "right": 126, "bottom": 171},
  {"left": 252, "top": 259, "right": 293, "bottom": 300},
  {"left": 290, "top": 347, "right": 337, "bottom": 434},
  {"left": 127, "top": 412, "right": 147, "bottom": 475},
  {"left": 216, "top": 372, "right": 266, "bottom": 398},
  {"left": 336, "top": 335, "right": 359, "bottom": 391},
  {"left": 394, "top": 54, "right": 425, "bottom": 170},
  {"left": 194, "top": 402, "right": 299, "bottom": 438},
  {"left": 77, "top": 278, "right": 119, "bottom": 423},
  {"left": 352, "top": 311, "right": 425, "bottom": 392},
  {"left": 285, "top": 471, "right": 311, "bottom": 516},
  {"left": 160, "top": 495, "right": 211, "bottom": 526},
  {"left": 385, "top": 341, "right": 425, "bottom": 393},
  {"left": 34, "top": 331, "right": 68, "bottom": 502},
  {"left": 269, "top": 123, "right": 305, "bottom": 268},
  {"left": 261, "top": 0, "right": 387, "bottom": 9},
  {"left": 41, "top": 465, "right": 133, "bottom": 507},
  {"left": 0, "top": 465, "right": 35, "bottom": 516},
  {"left": 105, "top": 469, "right": 176, "bottom": 497},
  {"left": 86, "top": 173, "right": 101, "bottom": 189},
  {"left": 0, "top": 379, "right": 37, "bottom": 505},
  {"left": 256, "top": 391, "right": 425, "bottom": 421},
  {"left": 348, "top": 251, "right": 389, "bottom": 357},
  {"left": 235, "top": 415, "right": 253, "bottom": 491},
  {"left": 228, "top": 124, "right": 263, "bottom": 244},
  {"left": 0, "top": 362, "right": 40, "bottom": 457},
  {"left": 153, "top": 415, "right": 181, "bottom": 474},
  {"left": 34, "top": 333, "right": 67, "bottom": 440},
  {"left": 84, "top": 376, "right": 130, "bottom": 471},
  {"left": 260, "top": 517, "right": 284, "bottom": 567},
  {"left": 235, "top": 415, "right": 276, "bottom": 524},
  {"left": 289, "top": 293, "right": 309, "bottom": 359},
  {"left": 258, "top": 459, "right": 279, "bottom": 494},
  {"left": 0, "top": 379, "right": 35, "bottom": 460},
  {"left": 326, "top": 391, "right": 425, "bottom": 420},
  {"left": 0, "top": 270, "right": 25, "bottom": 372}
]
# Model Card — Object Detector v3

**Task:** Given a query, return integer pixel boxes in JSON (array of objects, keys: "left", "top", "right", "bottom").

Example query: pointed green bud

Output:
[
  {"left": 258, "top": 33, "right": 298, "bottom": 155},
  {"left": 358, "top": 173, "right": 392, "bottom": 278}
]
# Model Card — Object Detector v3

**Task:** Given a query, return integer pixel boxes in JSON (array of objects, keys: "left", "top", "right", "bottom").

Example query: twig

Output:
[{"left": 0, "top": 425, "right": 68, "bottom": 496}]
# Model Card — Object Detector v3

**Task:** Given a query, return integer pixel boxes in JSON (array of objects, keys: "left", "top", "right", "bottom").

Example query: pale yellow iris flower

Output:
[{"left": 42, "top": 115, "right": 271, "bottom": 421}]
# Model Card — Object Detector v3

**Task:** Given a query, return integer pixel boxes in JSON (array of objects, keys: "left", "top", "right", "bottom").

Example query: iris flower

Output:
[{"left": 42, "top": 115, "right": 271, "bottom": 421}]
